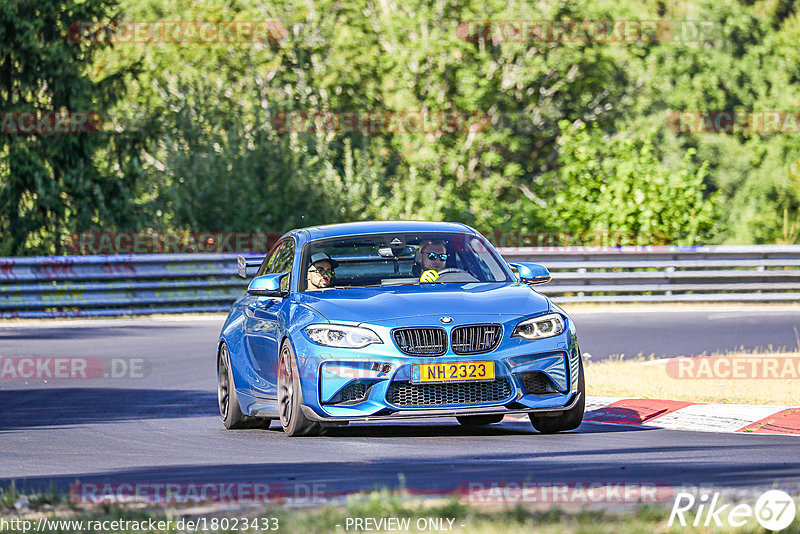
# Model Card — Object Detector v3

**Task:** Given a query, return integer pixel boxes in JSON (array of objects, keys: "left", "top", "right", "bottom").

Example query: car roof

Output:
[{"left": 290, "top": 221, "right": 477, "bottom": 242}]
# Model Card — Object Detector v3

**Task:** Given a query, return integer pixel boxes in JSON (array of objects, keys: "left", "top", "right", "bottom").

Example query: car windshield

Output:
[{"left": 301, "top": 232, "right": 512, "bottom": 291}]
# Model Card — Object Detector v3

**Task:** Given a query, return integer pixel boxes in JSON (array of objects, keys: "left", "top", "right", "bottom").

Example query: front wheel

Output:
[
  {"left": 529, "top": 356, "right": 585, "bottom": 434},
  {"left": 278, "top": 340, "right": 321, "bottom": 437},
  {"left": 218, "top": 343, "right": 271, "bottom": 429}
]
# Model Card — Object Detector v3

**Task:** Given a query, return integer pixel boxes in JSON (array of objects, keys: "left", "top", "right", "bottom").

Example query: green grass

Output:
[
  {"left": 0, "top": 482, "right": 68, "bottom": 509},
  {"left": 2, "top": 486, "right": 799, "bottom": 533}
]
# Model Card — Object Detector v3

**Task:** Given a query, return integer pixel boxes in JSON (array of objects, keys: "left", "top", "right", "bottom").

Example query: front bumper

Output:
[
  {"left": 291, "top": 314, "right": 581, "bottom": 422},
  {"left": 300, "top": 392, "right": 582, "bottom": 422}
]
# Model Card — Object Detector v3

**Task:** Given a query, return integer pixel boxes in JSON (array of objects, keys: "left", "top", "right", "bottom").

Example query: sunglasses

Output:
[
  {"left": 426, "top": 252, "right": 448, "bottom": 261},
  {"left": 309, "top": 267, "right": 335, "bottom": 276}
]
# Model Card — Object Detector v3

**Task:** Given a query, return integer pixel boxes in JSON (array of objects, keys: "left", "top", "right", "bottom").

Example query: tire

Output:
[
  {"left": 278, "top": 340, "right": 322, "bottom": 437},
  {"left": 457, "top": 414, "right": 504, "bottom": 426},
  {"left": 218, "top": 342, "right": 271, "bottom": 430},
  {"left": 529, "top": 355, "right": 585, "bottom": 434}
]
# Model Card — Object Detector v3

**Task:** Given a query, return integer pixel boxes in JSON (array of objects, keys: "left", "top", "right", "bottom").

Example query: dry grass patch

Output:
[{"left": 585, "top": 351, "right": 800, "bottom": 405}]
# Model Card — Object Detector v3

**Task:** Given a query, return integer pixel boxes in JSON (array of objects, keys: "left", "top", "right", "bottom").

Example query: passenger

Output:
[{"left": 307, "top": 252, "right": 338, "bottom": 290}]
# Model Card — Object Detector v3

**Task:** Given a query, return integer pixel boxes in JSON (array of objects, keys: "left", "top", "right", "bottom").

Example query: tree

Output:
[
  {"left": 546, "top": 120, "right": 719, "bottom": 245},
  {"left": 0, "top": 0, "right": 138, "bottom": 255}
]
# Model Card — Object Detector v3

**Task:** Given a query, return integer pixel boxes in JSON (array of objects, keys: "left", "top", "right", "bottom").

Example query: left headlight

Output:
[
  {"left": 304, "top": 324, "right": 383, "bottom": 348},
  {"left": 511, "top": 313, "right": 565, "bottom": 340}
]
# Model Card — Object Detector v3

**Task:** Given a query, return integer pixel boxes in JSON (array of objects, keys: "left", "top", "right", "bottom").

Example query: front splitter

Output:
[{"left": 300, "top": 393, "right": 582, "bottom": 422}]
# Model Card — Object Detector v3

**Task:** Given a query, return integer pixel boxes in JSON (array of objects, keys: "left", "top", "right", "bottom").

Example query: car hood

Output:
[{"left": 294, "top": 282, "right": 550, "bottom": 323}]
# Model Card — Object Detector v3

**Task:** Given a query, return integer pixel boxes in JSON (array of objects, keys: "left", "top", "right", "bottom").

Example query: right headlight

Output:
[{"left": 511, "top": 313, "right": 565, "bottom": 340}]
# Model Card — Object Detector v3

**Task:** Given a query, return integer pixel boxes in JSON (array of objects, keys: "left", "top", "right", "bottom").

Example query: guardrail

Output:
[
  {"left": 0, "top": 246, "right": 798, "bottom": 318},
  {"left": 502, "top": 245, "right": 800, "bottom": 303},
  {"left": 0, "top": 254, "right": 260, "bottom": 318}
]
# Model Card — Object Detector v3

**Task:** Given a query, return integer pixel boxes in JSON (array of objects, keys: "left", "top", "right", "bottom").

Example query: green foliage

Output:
[
  {"left": 548, "top": 120, "right": 719, "bottom": 245},
  {"left": 0, "top": 0, "right": 141, "bottom": 255},
  {"left": 3, "top": 0, "right": 799, "bottom": 254}
]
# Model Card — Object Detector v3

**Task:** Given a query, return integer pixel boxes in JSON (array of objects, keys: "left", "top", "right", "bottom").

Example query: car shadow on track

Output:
[
  {"left": 260, "top": 418, "right": 655, "bottom": 438},
  {"left": 280, "top": 423, "right": 534, "bottom": 438},
  {"left": 5, "top": 439, "right": 799, "bottom": 497},
  {"left": 0, "top": 388, "right": 217, "bottom": 431}
]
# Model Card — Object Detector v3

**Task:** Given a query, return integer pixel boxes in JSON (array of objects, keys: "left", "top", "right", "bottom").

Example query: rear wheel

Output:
[
  {"left": 218, "top": 342, "right": 271, "bottom": 429},
  {"left": 457, "top": 414, "right": 504, "bottom": 426},
  {"left": 529, "top": 356, "right": 585, "bottom": 434},
  {"left": 278, "top": 340, "right": 321, "bottom": 437}
]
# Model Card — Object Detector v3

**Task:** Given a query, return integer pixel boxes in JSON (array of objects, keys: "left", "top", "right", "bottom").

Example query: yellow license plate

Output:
[{"left": 411, "top": 362, "right": 495, "bottom": 383}]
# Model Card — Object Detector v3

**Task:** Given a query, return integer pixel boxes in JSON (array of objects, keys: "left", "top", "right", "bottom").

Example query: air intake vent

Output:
[
  {"left": 392, "top": 328, "right": 446, "bottom": 356},
  {"left": 338, "top": 382, "right": 368, "bottom": 402},
  {"left": 519, "top": 372, "right": 561, "bottom": 394},
  {"left": 386, "top": 378, "right": 513, "bottom": 407},
  {"left": 451, "top": 324, "right": 502, "bottom": 354},
  {"left": 325, "top": 381, "right": 370, "bottom": 404}
]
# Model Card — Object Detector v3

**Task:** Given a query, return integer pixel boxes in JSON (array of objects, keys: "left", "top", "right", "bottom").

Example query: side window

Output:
[
  {"left": 256, "top": 241, "right": 284, "bottom": 277},
  {"left": 270, "top": 239, "right": 295, "bottom": 291}
]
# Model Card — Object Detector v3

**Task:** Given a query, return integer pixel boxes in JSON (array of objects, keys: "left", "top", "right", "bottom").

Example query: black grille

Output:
[
  {"left": 386, "top": 378, "right": 512, "bottom": 407},
  {"left": 451, "top": 324, "right": 502, "bottom": 354},
  {"left": 325, "top": 381, "right": 369, "bottom": 404},
  {"left": 519, "top": 372, "right": 560, "bottom": 394},
  {"left": 392, "top": 328, "right": 446, "bottom": 356},
  {"left": 338, "top": 382, "right": 367, "bottom": 402}
]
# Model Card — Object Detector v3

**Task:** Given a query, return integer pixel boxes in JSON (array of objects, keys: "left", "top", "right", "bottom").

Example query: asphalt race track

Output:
[
  {"left": 1, "top": 306, "right": 799, "bottom": 498},
  {"left": 572, "top": 306, "right": 800, "bottom": 359}
]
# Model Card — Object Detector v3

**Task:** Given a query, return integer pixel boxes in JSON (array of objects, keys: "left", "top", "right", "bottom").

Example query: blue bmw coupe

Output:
[{"left": 217, "top": 221, "right": 584, "bottom": 436}]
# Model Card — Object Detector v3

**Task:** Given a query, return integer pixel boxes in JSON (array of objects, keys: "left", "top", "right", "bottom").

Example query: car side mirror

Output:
[
  {"left": 247, "top": 273, "right": 289, "bottom": 297},
  {"left": 508, "top": 262, "right": 551, "bottom": 285}
]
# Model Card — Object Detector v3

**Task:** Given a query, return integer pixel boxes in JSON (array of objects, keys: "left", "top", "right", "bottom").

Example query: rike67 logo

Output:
[{"left": 669, "top": 489, "right": 797, "bottom": 531}]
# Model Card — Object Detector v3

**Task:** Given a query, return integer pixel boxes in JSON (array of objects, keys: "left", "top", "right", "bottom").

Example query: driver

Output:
[
  {"left": 307, "top": 252, "right": 338, "bottom": 290},
  {"left": 416, "top": 240, "right": 448, "bottom": 282}
]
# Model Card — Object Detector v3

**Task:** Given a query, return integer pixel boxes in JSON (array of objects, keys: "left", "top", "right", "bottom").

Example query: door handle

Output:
[{"left": 245, "top": 299, "right": 278, "bottom": 319}]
